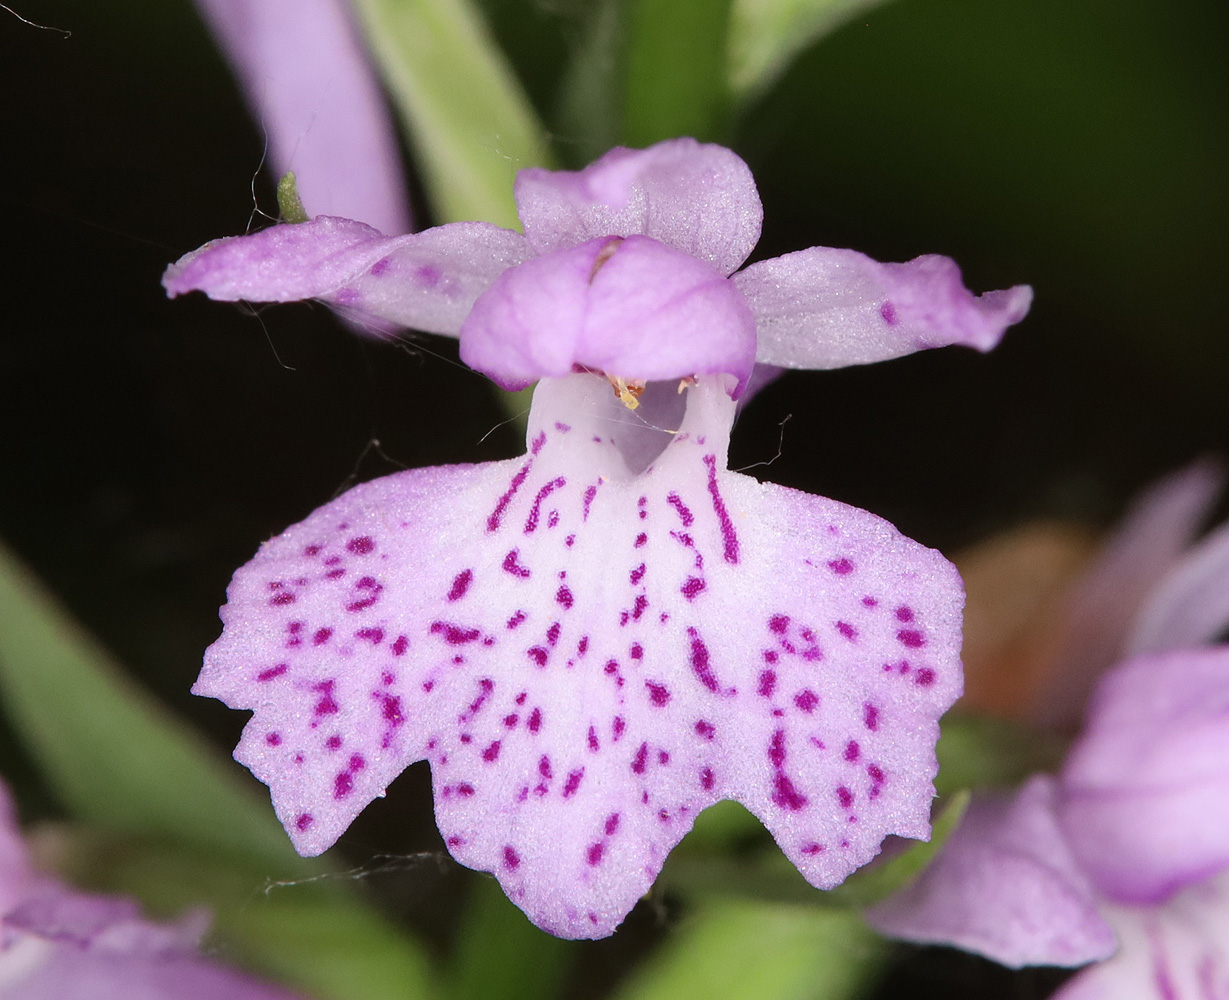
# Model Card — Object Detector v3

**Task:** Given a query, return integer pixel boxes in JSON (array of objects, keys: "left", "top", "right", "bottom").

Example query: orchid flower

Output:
[
  {"left": 0, "top": 781, "right": 303, "bottom": 1000},
  {"left": 164, "top": 138, "right": 1031, "bottom": 938},
  {"left": 868, "top": 469, "right": 1229, "bottom": 997},
  {"left": 194, "top": 0, "right": 410, "bottom": 233}
]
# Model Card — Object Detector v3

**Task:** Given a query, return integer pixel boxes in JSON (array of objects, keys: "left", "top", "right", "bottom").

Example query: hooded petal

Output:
[
  {"left": 1125, "top": 518, "right": 1229, "bottom": 657},
  {"left": 1053, "top": 872, "right": 1229, "bottom": 1000},
  {"left": 195, "top": 372, "right": 962, "bottom": 938},
  {"left": 514, "top": 139, "right": 763, "bottom": 276},
  {"left": 735, "top": 248, "right": 1032, "bottom": 369},
  {"left": 866, "top": 775, "right": 1117, "bottom": 968},
  {"left": 162, "top": 218, "right": 530, "bottom": 336},
  {"left": 1060, "top": 646, "right": 1229, "bottom": 904},
  {"left": 1034, "top": 460, "right": 1225, "bottom": 728},
  {"left": 459, "top": 235, "right": 757, "bottom": 394},
  {"left": 194, "top": 0, "right": 410, "bottom": 234}
]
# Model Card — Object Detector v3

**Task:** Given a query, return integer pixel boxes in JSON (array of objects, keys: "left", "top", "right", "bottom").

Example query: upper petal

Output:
[
  {"left": 866, "top": 775, "right": 1117, "bottom": 968},
  {"left": 194, "top": 0, "right": 410, "bottom": 234},
  {"left": 163, "top": 218, "right": 531, "bottom": 336},
  {"left": 459, "top": 235, "right": 757, "bottom": 394},
  {"left": 195, "top": 371, "right": 962, "bottom": 938},
  {"left": 1060, "top": 646, "right": 1229, "bottom": 903},
  {"left": 735, "top": 248, "right": 1032, "bottom": 369},
  {"left": 514, "top": 139, "right": 763, "bottom": 276},
  {"left": 1053, "top": 872, "right": 1229, "bottom": 1000}
]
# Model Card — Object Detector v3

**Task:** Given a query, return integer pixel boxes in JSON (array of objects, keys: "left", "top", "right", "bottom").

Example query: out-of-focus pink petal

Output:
[
  {"left": 459, "top": 235, "right": 757, "bottom": 395},
  {"left": 1033, "top": 460, "right": 1226, "bottom": 729},
  {"left": 1125, "top": 519, "right": 1229, "bottom": 657},
  {"left": 1053, "top": 872, "right": 1229, "bottom": 1000},
  {"left": 866, "top": 775, "right": 1117, "bottom": 968},
  {"left": 194, "top": 0, "right": 410, "bottom": 234},
  {"left": 0, "top": 784, "right": 35, "bottom": 914},
  {"left": 163, "top": 218, "right": 530, "bottom": 336},
  {"left": 195, "top": 372, "right": 962, "bottom": 938},
  {"left": 514, "top": 139, "right": 763, "bottom": 276},
  {"left": 734, "top": 249, "right": 1031, "bottom": 369},
  {"left": 1060, "top": 647, "right": 1229, "bottom": 904}
]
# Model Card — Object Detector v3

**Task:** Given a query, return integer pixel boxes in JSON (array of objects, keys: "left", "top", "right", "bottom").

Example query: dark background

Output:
[{"left": 1, "top": 0, "right": 1226, "bottom": 996}]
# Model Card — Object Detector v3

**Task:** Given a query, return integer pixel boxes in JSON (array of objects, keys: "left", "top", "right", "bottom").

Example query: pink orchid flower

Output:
[
  {"left": 164, "top": 138, "right": 1030, "bottom": 938},
  {"left": 868, "top": 465, "right": 1229, "bottom": 997}
]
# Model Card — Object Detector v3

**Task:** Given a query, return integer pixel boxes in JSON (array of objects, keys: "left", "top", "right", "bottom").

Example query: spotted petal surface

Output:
[
  {"left": 162, "top": 218, "right": 530, "bottom": 336},
  {"left": 736, "top": 248, "right": 1032, "bottom": 369},
  {"left": 197, "top": 372, "right": 962, "bottom": 938}
]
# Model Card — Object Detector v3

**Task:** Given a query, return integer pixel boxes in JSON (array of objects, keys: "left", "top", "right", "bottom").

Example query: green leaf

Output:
[
  {"left": 658, "top": 791, "right": 970, "bottom": 908},
  {"left": 935, "top": 714, "right": 1066, "bottom": 797},
  {"left": 610, "top": 899, "right": 886, "bottom": 1000},
  {"left": 449, "top": 876, "right": 574, "bottom": 1000},
  {"left": 555, "top": 0, "right": 627, "bottom": 167},
  {"left": 52, "top": 829, "right": 437, "bottom": 1000},
  {"left": 349, "top": 0, "right": 554, "bottom": 228},
  {"left": 728, "top": 0, "right": 892, "bottom": 101},
  {"left": 623, "top": 0, "right": 734, "bottom": 146},
  {"left": 0, "top": 537, "right": 303, "bottom": 873}
]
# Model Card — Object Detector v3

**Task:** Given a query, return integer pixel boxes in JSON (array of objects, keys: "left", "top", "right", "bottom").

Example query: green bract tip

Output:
[{"left": 277, "top": 171, "right": 310, "bottom": 224}]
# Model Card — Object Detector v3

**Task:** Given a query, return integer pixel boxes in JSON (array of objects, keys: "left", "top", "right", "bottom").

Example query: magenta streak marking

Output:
[
  {"left": 430, "top": 621, "right": 481, "bottom": 645},
  {"left": 356, "top": 627, "right": 384, "bottom": 644},
  {"left": 524, "top": 478, "right": 566, "bottom": 534},
  {"left": 634, "top": 532, "right": 647, "bottom": 548},
  {"left": 666, "top": 492, "right": 694, "bottom": 527},
  {"left": 588, "top": 726, "right": 600, "bottom": 751},
  {"left": 447, "top": 569, "right": 473, "bottom": 601},
  {"left": 844, "top": 740, "right": 860, "bottom": 762},
  {"left": 686, "top": 627, "right": 720, "bottom": 692},
  {"left": 555, "top": 586, "right": 574, "bottom": 609},
  {"left": 629, "top": 563, "right": 646, "bottom": 585},
  {"left": 527, "top": 646, "right": 548, "bottom": 666},
  {"left": 583, "top": 483, "right": 599, "bottom": 521},
  {"left": 502, "top": 548, "right": 531, "bottom": 579},
  {"left": 605, "top": 813, "right": 620, "bottom": 835},
  {"left": 897, "top": 629, "right": 926, "bottom": 648},
  {"left": 313, "top": 627, "right": 333, "bottom": 645},
  {"left": 632, "top": 594, "right": 648, "bottom": 620},
  {"left": 482, "top": 741, "right": 501, "bottom": 762},
  {"left": 864, "top": 703, "right": 880, "bottom": 730},
  {"left": 700, "top": 767, "right": 715, "bottom": 790},
  {"left": 487, "top": 461, "right": 532, "bottom": 532},
  {"left": 613, "top": 715, "right": 625, "bottom": 741},
  {"left": 773, "top": 772, "right": 808, "bottom": 810},
  {"left": 703, "top": 454, "right": 739, "bottom": 563},
  {"left": 531, "top": 431, "right": 546, "bottom": 454},
  {"left": 528, "top": 707, "right": 542, "bottom": 732},
  {"left": 313, "top": 680, "right": 339, "bottom": 715},
  {"left": 258, "top": 664, "right": 288, "bottom": 682},
  {"left": 347, "top": 576, "right": 383, "bottom": 612},
  {"left": 681, "top": 576, "right": 705, "bottom": 600},
  {"left": 631, "top": 742, "right": 648, "bottom": 774},
  {"left": 646, "top": 681, "right": 670, "bottom": 706},
  {"left": 837, "top": 786, "right": 854, "bottom": 809},
  {"left": 562, "top": 769, "right": 585, "bottom": 798},
  {"left": 586, "top": 842, "right": 604, "bottom": 866}
]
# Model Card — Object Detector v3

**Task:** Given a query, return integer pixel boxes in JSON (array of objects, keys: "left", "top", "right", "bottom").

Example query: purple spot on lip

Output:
[
  {"left": 837, "top": 786, "right": 855, "bottom": 809},
  {"left": 794, "top": 689, "right": 818, "bottom": 713},
  {"left": 356, "top": 627, "right": 384, "bottom": 644},
  {"left": 773, "top": 772, "right": 808, "bottom": 810},
  {"left": 634, "top": 532, "right": 647, "bottom": 548},
  {"left": 586, "top": 843, "right": 604, "bottom": 866},
  {"left": 527, "top": 646, "right": 548, "bottom": 667},
  {"left": 313, "top": 627, "right": 333, "bottom": 646},
  {"left": 555, "top": 585, "right": 574, "bottom": 609},
  {"left": 563, "top": 769, "right": 584, "bottom": 798},
  {"left": 295, "top": 813, "right": 313, "bottom": 832},
  {"left": 528, "top": 707, "right": 542, "bottom": 732},
  {"left": 758, "top": 670, "right": 777, "bottom": 696},
  {"left": 334, "top": 772, "right": 354, "bottom": 798},
  {"left": 898, "top": 629, "right": 926, "bottom": 648},
  {"left": 769, "top": 614, "right": 789, "bottom": 634},
  {"left": 503, "top": 846, "right": 520, "bottom": 870},
  {"left": 265, "top": 732, "right": 282, "bottom": 746},
  {"left": 631, "top": 742, "right": 648, "bottom": 774},
  {"left": 392, "top": 635, "right": 409, "bottom": 656},
  {"left": 605, "top": 813, "right": 620, "bottom": 835},
  {"left": 836, "top": 621, "right": 858, "bottom": 640},
  {"left": 347, "top": 536, "right": 375, "bottom": 555},
  {"left": 666, "top": 492, "right": 694, "bottom": 527},
  {"left": 583, "top": 484, "right": 599, "bottom": 521},
  {"left": 844, "top": 740, "right": 860, "bottom": 762},
  {"left": 646, "top": 681, "right": 671, "bottom": 706},
  {"left": 629, "top": 642, "right": 643, "bottom": 660},
  {"left": 687, "top": 627, "right": 720, "bottom": 692},
  {"left": 431, "top": 621, "right": 481, "bottom": 645},
  {"left": 681, "top": 576, "right": 706, "bottom": 600},
  {"left": 864, "top": 703, "right": 880, "bottom": 730},
  {"left": 827, "top": 558, "right": 854, "bottom": 575},
  {"left": 700, "top": 767, "right": 715, "bottom": 790},
  {"left": 914, "top": 667, "right": 937, "bottom": 687},
  {"left": 258, "top": 664, "right": 288, "bottom": 682},
  {"left": 880, "top": 301, "right": 899, "bottom": 325},
  {"left": 768, "top": 729, "right": 786, "bottom": 767},
  {"left": 695, "top": 719, "right": 715, "bottom": 740},
  {"left": 525, "top": 477, "right": 566, "bottom": 534},
  {"left": 270, "top": 591, "right": 296, "bottom": 606},
  {"left": 482, "top": 741, "right": 501, "bottom": 762},
  {"left": 447, "top": 569, "right": 473, "bottom": 601},
  {"left": 630, "top": 563, "right": 646, "bottom": 585},
  {"left": 369, "top": 257, "right": 391, "bottom": 277}
]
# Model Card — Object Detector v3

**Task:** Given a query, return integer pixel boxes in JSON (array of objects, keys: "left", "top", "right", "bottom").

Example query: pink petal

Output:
[
  {"left": 459, "top": 235, "right": 757, "bottom": 395},
  {"left": 1034, "top": 460, "right": 1225, "bottom": 728},
  {"left": 0, "top": 782, "right": 34, "bottom": 913},
  {"left": 196, "top": 372, "right": 962, "bottom": 938},
  {"left": 1060, "top": 646, "right": 1229, "bottom": 904},
  {"left": 163, "top": 218, "right": 530, "bottom": 336},
  {"left": 1125, "top": 519, "right": 1229, "bottom": 657},
  {"left": 1053, "top": 873, "right": 1229, "bottom": 1000},
  {"left": 194, "top": 0, "right": 410, "bottom": 234},
  {"left": 866, "top": 775, "right": 1117, "bottom": 968},
  {"left": 734, "top": 248, "right": 1032, "bottom": 369},
  {"left": 514, "top": 139, "right": 763, "bottom": 276}
]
